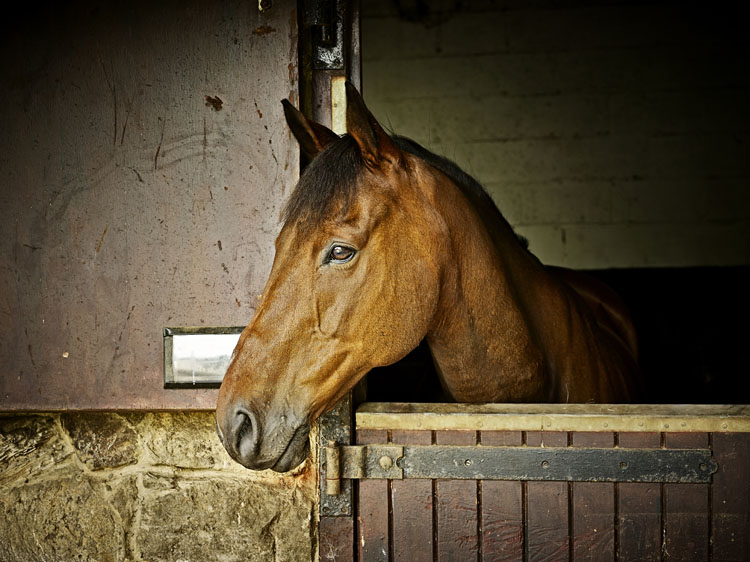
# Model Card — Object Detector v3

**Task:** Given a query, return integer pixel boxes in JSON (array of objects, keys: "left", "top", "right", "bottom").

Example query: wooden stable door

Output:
[
  {"left": 0, "top": 0, "right": 358, "bottom": 410},
  {"left": 318, "top": 403, "right": 750, "bottom": 562}
]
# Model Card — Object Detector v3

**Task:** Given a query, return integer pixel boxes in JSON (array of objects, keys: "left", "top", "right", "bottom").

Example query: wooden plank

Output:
[
  {"left": 571, "top": 432, "right": 615, "bottom": 562},
  {"left": 617, "top": 432, "right": 661, "bottom": 562},
  {"left": 664, "top": 432, "right": 710, "bottom": 562},
  {"left": 436, "top": 430, "right": 479, "bottom": 561},
  {"left": 357, "top": 429, "right": 389, "bottom": 562},
  {"left": 526, "top": 431, "right": 569, "bottom": 562},
  {"left": 356, "top": 403, "right": 750, "bottom": 433},
  {"left": 711, "top": 432, "right": 750, "bottom": 561},
  {"left": 320, "top": 516, "right": 355, "bottom": 562},
  {"left": 391, "top": 430, "right": 433, "bottom": 562},
  {"left": 480, "top": 431, "right": 524, "bottom": 561}
]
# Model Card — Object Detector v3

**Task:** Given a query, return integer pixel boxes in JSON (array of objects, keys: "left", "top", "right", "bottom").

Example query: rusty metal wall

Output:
[{"left": 0, "top": 0, "right": 299, "bottom": 410}]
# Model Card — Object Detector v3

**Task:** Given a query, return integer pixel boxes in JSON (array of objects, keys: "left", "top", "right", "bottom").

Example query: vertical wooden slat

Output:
[
  {"left": 571, "top": 432, "right": 615, "bottom": 562},
  {"left": 391, "top": 429, "right": 434, "bottom": 562},
  {"left": 711, "top": 432, "right": 750, "bottom": 561},
  {"left": 617, "top": 432, "right": 662, "bottom": 562},
  {"left": 436, "top": 430, "right": 479, "bottom": 561},
  {"left": 480, "top": 431, "right": 524, "bottom": 562},
  {"left": 526, "top": 431, "right": 569, "bottom": 562},
  {"left": 358, "top": 428, "right": 390, "bottom": 562},
  {"left": 664, "top": 432, "right": 710, "bottom": 562}
]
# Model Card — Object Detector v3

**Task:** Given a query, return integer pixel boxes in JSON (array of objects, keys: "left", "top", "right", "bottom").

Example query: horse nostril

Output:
[{"left": 231, "top": 406, "right": 259, "bottom": 458}]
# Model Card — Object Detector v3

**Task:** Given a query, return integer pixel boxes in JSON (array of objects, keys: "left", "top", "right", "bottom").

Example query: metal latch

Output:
[{"left": 323, "top": 443, "right": 718, "bottom": 496}]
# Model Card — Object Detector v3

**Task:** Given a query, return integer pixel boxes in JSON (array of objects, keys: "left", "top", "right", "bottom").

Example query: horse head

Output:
[{"left": 216, "top": 84, "right": 448, "bottom": 471}]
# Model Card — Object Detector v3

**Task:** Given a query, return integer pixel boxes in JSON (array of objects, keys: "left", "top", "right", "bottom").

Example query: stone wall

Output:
[
  {"left": 362, "top": 0, "right": 750, "bottom": 268},
  {"left": 0, "top": 413, "right": 317, "bottom": 562}
]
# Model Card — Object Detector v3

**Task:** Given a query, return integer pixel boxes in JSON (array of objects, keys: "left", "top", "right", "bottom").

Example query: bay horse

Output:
[{"left": 216, "top": 83, "right": 641, "bottom": 472}]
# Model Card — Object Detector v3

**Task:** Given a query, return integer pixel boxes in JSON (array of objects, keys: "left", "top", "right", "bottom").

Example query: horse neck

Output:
[{"left": 425, "top": 177, "right": 553, "bottom": 403}]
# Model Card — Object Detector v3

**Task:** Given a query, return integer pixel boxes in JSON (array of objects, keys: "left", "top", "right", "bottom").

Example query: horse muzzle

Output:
[{"left": 216, "top": 404, "right": 310, "bottom": 472}]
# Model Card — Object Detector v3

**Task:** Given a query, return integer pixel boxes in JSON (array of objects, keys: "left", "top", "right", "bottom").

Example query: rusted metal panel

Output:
[
  {"left": 0, "top": 0, "right": 299, "bottom": 410},
  {"left": 319, "top": 516, "right": 355, "bottom": 562}
]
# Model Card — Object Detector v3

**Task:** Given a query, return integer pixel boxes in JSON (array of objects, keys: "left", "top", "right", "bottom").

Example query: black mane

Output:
[
  {"left": 281, "top": 135, "right": 363, "bottom": 227},
  {"left": 282, "top": 133, "right": 528, "bottom": 248}
]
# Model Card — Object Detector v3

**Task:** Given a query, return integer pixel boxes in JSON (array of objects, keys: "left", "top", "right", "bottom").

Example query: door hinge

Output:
[
  {"left": 325, "top": 444, "right": 404, "bottom": 495},
  {"left": 323, "top": 443, "right": 717, "bottom": 496}
]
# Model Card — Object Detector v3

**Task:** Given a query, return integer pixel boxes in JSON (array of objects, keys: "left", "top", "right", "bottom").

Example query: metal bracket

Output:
[
  {"left": 325, "top": 444, "right": 404, "bottom": 495},
  {"left": 323, "top": 444, "right": 718, "bottom": 494},
  {"left": 318, "top": 396, "right": 354, "bottom": 517},
  {"left": 304, "top": 0, "right": 346, "bottom": 70}
]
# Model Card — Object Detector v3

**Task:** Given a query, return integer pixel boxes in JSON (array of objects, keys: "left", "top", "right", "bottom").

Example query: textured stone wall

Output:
[
  {"left": 0, "top": 413, "right": 317, "bottom": 562},
  {"left": 362, "top": 0, "right": 750, "bottom": 268}
]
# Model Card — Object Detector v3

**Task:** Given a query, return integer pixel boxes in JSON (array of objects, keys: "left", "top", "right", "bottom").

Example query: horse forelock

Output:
[{"left": 281, "top": 135, "right": 364, "bottom": 230}]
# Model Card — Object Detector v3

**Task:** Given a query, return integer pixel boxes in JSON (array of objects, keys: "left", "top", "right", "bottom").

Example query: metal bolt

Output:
[
  {"left": 464, "top": 458, "right": 473, "bottom": 466},
  {"left": 541, "top": 460, "right": 550, "bottom": 469},
  {"left": 379, "top": 455, "right": 393, "bottom": 470},
  {"left": 620, "top": 461, "right": 628, "bottom": 470}
]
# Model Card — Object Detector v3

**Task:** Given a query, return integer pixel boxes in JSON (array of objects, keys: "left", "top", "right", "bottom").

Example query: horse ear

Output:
[
  {"left": 282, "top": 99, "right": 339, "bottom": 158},
  {"left": 345, "top": 82, "right": 400, "bottom": 167}
]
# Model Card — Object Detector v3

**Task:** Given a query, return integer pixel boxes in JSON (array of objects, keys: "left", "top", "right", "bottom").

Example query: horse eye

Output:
[{"left": 327, "top": 244, "right": 356, "bottom": 264}]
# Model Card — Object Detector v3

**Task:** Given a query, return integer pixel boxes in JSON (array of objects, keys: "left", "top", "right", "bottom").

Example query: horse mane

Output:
[
  {"left": 392, "top": 136, "right": 529, "bottom": 250},
  {"left": 282, "top": 133, "right": 529, "bottom": 249}
]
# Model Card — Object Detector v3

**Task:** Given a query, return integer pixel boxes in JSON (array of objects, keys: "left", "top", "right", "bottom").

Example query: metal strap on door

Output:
[{"left": 324, "top": 442, "right": 717, "bottom": 497}]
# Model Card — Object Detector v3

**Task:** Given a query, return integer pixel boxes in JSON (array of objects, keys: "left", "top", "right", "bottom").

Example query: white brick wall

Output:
[{"left": 362, "top": 1, "right": 750, "bottom": 268}]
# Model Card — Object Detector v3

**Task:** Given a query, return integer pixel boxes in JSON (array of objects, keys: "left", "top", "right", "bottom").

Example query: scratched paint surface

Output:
[{"left": 0, "top": 0, "right": 299, "bottom": 409}]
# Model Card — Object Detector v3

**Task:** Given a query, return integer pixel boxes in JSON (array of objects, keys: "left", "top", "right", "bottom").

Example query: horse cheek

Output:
[{"left": 371, "top": 261, "right": 438, "bottom": 368}]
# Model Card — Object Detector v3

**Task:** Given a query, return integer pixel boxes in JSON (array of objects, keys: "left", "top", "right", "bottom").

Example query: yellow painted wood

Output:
[{"left": 355, "top": 403, "right": 750, "bottom": 433}]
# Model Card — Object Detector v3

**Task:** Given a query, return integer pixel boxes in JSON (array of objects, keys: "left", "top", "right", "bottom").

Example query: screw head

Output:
[{"left": 379, "top": 455, "right": 393, "bottom": 470}]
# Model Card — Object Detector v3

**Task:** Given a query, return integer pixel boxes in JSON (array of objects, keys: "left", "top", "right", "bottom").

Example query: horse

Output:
[{"left": 216, "top": 83, "right": 641, "bottom": 472}]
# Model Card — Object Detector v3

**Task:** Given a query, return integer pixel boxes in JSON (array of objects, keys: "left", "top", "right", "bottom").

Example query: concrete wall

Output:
[
  {"left": 362, "top": 1, "right": 750, "bottom": 268},
  {"left": 0, "top": 413, "right": 317, "bottom": 562}
]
